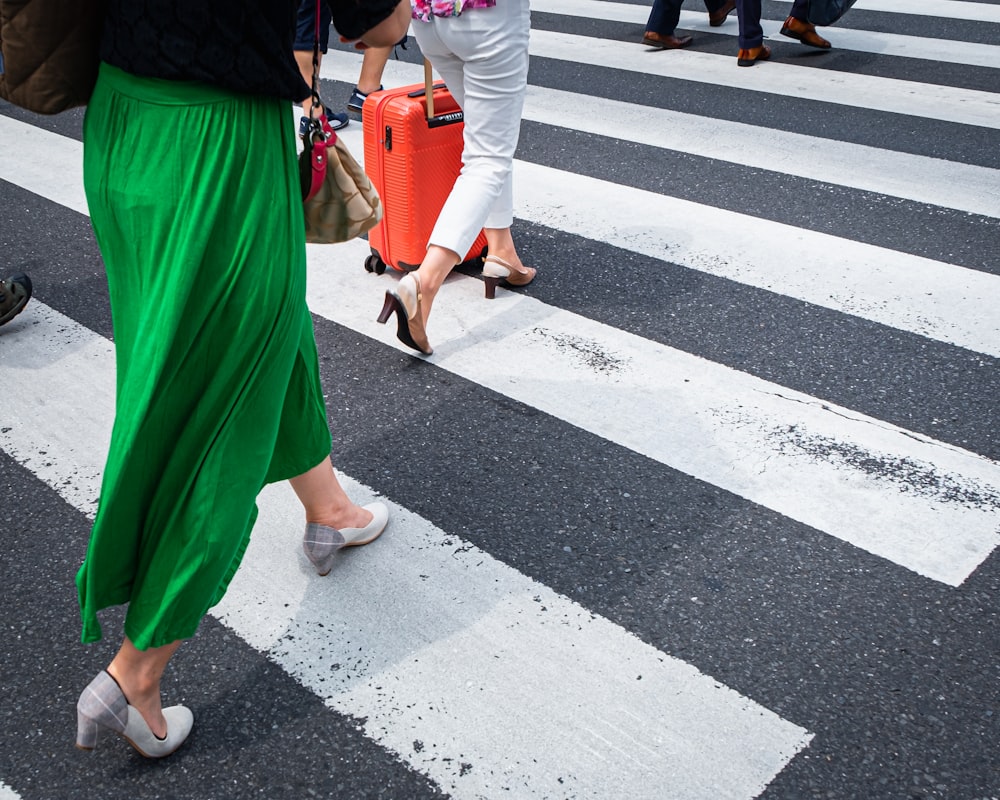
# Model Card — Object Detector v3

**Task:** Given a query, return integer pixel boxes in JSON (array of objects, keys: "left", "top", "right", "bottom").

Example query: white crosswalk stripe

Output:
[
  {"left": 3, "top": 111, "right": 999, "bottom": 362},
  {"left": 525, "top": 30, "right": 1000, "bottom": 128},
  {"left": 538, "top": 0, "right": 1000, "bottom": 24},
  {"left": 851, "top": 0, "right": 1000, "bottom": 22},
  {"left": 0, "top": 783, "right": 20, "bottom": 800},
  {"left": 1, "top": 0, "right": 997, "bottom": 797}
]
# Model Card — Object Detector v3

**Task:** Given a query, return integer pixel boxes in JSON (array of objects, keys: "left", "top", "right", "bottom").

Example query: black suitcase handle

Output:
[
  {"left": 404, "top": 83, "right": 464, "bottom": 127},
  {"left": 406, "top": 83, "right": 446, "bottom": 99}
]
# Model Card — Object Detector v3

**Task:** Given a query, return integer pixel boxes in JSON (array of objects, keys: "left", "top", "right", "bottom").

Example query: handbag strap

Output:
[
  {"left": 309, "top": 0, "right": 323, "bottom": 123},
  {"left": 303, "top": 0, "right": 336, "bottom": 150}
]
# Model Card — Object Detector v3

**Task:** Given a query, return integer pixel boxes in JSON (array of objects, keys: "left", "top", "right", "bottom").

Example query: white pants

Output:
[{"left": 411, "top": 0, "right": 531, "bottom": 257}]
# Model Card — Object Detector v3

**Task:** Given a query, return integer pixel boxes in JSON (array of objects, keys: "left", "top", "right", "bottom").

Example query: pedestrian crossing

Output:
[
  {"left": 1, "top": 301, "right": 813, "bottom": 798},
  {"left": 5, "top": 113, "right": 997, "bottom": 587},
  {"left": 1, "top": 0, "right": 997, "bottom": 797}
]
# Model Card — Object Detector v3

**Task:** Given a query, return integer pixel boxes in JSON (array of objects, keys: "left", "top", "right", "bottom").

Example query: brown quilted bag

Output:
[{"left": 0, "top": 0, "right": 108, "bottom": 114}]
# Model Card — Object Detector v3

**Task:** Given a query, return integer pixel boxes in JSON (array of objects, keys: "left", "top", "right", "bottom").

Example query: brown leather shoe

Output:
[
  {"left": 642, "top": 31, "right": 694, "bottom": 49},
  {"left": 737, "top": 45, "right": 771, "bottom": 66},
  {"left": 709, "top": 0, "right": 736, "bottom": 27},
  {"left": 780, "top": 15, "right": 831, "bottom": 48}
]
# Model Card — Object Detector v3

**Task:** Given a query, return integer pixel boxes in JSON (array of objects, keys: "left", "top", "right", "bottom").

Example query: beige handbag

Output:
[
  {"left": 300, "top": 116, "right": 382, "bottom": 244},
  {"left": 297, "top": 0, "right": 381, "bottom": 244}
]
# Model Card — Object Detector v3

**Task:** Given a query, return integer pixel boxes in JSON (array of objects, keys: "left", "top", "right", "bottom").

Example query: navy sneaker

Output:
[
  {"left": 299, "top": 108, "right": 349, "bottom": 138},
  {"left": 347, "top": 86, "right": 381, "bottom": 119},
  {"left": 0, "top": 273, "right": 32, "bottom": 326},
  {"left": 325, "top": 108, "right": 349, "bottom": 130}
]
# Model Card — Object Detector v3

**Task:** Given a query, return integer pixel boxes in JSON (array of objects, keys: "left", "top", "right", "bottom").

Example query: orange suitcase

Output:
[{"left": 362, "top": 68, "right": 487, "bottom": 275}]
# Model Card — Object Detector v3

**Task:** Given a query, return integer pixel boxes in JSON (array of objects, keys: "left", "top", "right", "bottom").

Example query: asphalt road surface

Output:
[{"left": 1, "top": 1, "right": 998, "bottom": 798}]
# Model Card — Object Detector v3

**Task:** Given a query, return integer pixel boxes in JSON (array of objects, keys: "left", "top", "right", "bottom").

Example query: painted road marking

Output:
[
  {"left": 0, "top": 301, "right": 813, "bottom": 799},
  {"left": 2, "top": 117, "right": 997, "bottom": 585}
]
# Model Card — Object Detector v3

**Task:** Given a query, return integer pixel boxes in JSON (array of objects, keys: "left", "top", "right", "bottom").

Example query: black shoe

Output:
[
  {"left": 0, "top": 273, "right": 32, "bottom": 326},
  {"left": 347, "top": 86, "right": 381, "bottom": 119}
]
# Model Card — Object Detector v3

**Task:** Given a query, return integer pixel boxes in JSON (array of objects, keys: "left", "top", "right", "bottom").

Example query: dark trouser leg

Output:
[
  {"left": 645, "top": 0, "right": 684, "bottom": 35},
  {"left": 788, "top": 0, "right": 810, "bottom": 21},
  {"left": 735, "top": 0, "right": 763, "bottom": 48}
]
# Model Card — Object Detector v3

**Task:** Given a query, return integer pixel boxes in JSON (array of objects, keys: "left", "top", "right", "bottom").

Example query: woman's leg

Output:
[
  {"left": 291, "top": 457, "right": 389, "bottom": 576},
  {"left": 409, "top": 0, "right": 531, "bottom": 320},
  {"left": 406, "top": 245, "right": 460, "bottom": 325},
  {"left": 404, "top": 23, "right": 471, "bottom": 319},
  {"left": 483, "top": 228, "right": 528, "bottom": 274},
  {"left": 106, "top": 638, "right": 183, "bottom": 738},
  {"left": 425, "top": 8, "right": 528, "bottom": 255},
  {"left": 289, "top": 457, "right": 374, "bottom": 531}
]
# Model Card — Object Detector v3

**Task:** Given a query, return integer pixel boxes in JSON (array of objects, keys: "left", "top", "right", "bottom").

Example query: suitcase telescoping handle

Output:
[
  {"left": 424, "top": 59, "right": 435, "bottom": 119},
  {"left": 405, "top": 59, "right": 464, "bottom": 129}
]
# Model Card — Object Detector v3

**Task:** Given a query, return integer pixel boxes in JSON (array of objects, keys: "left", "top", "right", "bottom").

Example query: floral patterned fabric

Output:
[{"left": 411, "top": 0, "right": 496, "bottom": 22}]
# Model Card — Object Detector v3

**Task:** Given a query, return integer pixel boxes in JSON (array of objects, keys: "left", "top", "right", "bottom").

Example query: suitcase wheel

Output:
[{"left": 365, "top": 253, "right": 387, "bottom": 275}]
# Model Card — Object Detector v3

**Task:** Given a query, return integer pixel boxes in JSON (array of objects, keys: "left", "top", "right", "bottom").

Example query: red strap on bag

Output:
[{"left": 304, "top": 118, "right": 335, "bottom": 203}]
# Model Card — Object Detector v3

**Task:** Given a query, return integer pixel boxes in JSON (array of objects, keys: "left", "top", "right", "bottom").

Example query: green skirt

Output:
[{"left": 77, "top": 64, "right": 332, "bottom": 650}]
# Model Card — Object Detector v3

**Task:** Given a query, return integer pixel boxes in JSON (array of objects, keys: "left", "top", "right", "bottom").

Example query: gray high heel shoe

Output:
[
  {"left": 76, "top": 670, "right": 194, "bottom": 758},
  {"left": 302, "top": 501, "right": 389, "bottom": 576}
]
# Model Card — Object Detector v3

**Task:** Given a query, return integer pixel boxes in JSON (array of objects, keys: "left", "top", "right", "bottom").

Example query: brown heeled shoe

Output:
[
  {"left": 481, "top": 255, "right": 536, "bottom": 300},
  {"left": 780, "top": 16, "right": 831, "bottom": 49},
  {"left": 376, "top": 273, "right": 433, "bottom": 354},
  {"left": 737, "top": 45, "right": 771, "bottom": 66}
]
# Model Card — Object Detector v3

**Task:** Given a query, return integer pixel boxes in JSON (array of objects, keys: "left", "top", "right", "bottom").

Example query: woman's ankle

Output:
[
  {"left": 107, "top": 663, "right": 158, "bottom": 704},
  {"left": 309, "top": 502, "right": 372, "bottom": 531}
]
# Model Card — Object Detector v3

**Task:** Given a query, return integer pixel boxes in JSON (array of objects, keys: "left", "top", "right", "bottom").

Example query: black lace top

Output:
[{"left": 100, "top": 0, "right": 399, "bottom": 102}]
